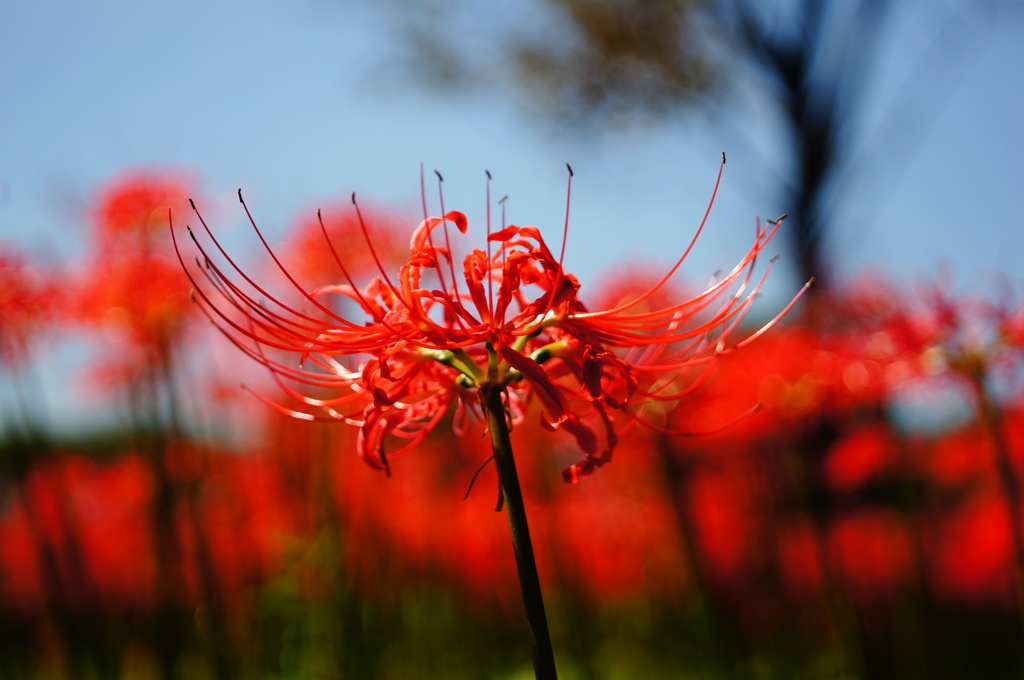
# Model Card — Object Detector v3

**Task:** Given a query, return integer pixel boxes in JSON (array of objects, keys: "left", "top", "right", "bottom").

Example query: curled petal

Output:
[
  {"left": 562, "top": 458, "right": 597, "bottom": 484},
  {"left": 357, "top": 406, "right": 392, "bottom": 476},
  {"left": 410, "top": 210, "right": 468, "bottom": 256},
  {"left": 445, "top": 210, "right": 468, "bottom": 234},
  {"left": 560, "top": 402, "right": 618, "bottom": 483},
  {"left": 499, "top": 344, "right": 568, "bottom": 426},
  {"left": 462, "top": 249, "right": 492, "bottom": 324},
  {"left": 581, "top": 345, "right": 605, "bottom": 400}
]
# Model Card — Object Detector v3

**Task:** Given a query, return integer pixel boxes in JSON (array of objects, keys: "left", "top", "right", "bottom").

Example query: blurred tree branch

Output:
[{"left": 368, "top": 0, "right": 1019, "bottom": 294}]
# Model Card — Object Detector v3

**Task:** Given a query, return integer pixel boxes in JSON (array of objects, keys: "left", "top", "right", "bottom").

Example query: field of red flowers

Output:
[{"left": 2, "top": 171, "right": 1023, "bottom": 679}]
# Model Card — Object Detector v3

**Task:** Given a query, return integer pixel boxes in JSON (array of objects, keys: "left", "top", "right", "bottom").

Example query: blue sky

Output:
[
  {"left": 2, "top": 0, "right": 1023, "bottom": 428},
  {"left": 3, "top": 0, "right": 1021, "bottom": 289}
]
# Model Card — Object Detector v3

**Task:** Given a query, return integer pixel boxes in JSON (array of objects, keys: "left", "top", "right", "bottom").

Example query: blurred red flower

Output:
[
  {"left": 665, "top": 293, "right": 900, "bottom": 449},
  {"left": 0, "top": 246, "right": 61, "bottom": 366},
  {"left": 824, "top": 424, "right": 900, "bottom": 494},
  {"left": 0, "top": 454, "right": 156, "bottom": 611},
  {"left": 687, "top": 460, "right": 768, "bottom": 585},
  {"left": 282, "top": 200, "right": 409, "bottom": 286},
  {"left": 828, "top": 507, "right": 915, "bottom": 602},
  {"left": 926, "top": 493, "right": 1014, "bottom": 603},
  {"left": 76, "top": 171, "right": 198, "bottom": 383}
]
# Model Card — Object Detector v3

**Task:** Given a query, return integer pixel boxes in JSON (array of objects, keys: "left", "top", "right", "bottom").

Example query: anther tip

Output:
[
  {"left": 566, "top": 162, "right": 574, "bottom": 177},
  {"left": 721, "top": 151, "right": 726, "bottom": 164},
  {"left": 188, "top": 197, "right": 196, "bottom": 209},
  {"left": 485, "top": 170, "right": 492, "bottom": 180},
  {"left": 237, "top": 188, "right": 243, "bottom": 202},
  {"left": 434, "top": 169, "right": 443, "bottom": 182},
  {"left": 351, "top": 191, "right": 356, "bottom": 204}
]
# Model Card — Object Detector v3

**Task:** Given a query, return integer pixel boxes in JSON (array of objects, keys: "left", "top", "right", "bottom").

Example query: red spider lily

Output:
[
  {"left": 77, "top": 171, "right": 197, "bottom": 369},
  {"left": 663, "top": 289, "right": 905, "bottom": 450},
  {"left": 173, "top": 159, "right": 808, "bottom": 482},
  {"left": 91, "top": 170, "right": 195, "bottom": 247},
  {"left": 843, "top": 272, "right": 1024, "bottom": 394},
  {"left": 0, "top": 246, "right": 60, "bottom": 366}
]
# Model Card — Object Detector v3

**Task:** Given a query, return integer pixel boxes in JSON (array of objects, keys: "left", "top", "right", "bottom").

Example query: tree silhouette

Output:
[{"left": 372, "top": 0, "right": 1014, "bottom": 295}]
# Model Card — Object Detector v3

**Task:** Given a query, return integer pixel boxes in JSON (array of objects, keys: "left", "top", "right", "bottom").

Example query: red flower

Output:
[
  {"left": 828, "top": 507, "right": 915, "bottom": 601},
  {"left": 926, "top": 493, "right": 1014, "bottom": 603},
  {"left": 78, "top": 171, "right": 197, "bottom": 353},
  {"left": 174, "top": 161, "right": 805, "bottom": 481},
  {"left": 0, "top": 246, "right": 60, "bottom": 366},
  {"left": 91, "top": 171, "right": 194, "bottom": 247},
  {"left": 74, "top": 171, "right": 201, "bottom": 392},
  {"left": 824, "top": 424, "right": 899, "bottom": 494},
  {"left": 0, "top": 454, "right": 156, "bottom": 611}
]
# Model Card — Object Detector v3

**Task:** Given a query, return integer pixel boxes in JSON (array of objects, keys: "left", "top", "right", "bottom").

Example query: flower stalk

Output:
[
  {"left": 173, "top": 159, "right": 803, "bottom": 677},
  {"left": 480, "top": 381, "right": 558, "bottom": 680}
]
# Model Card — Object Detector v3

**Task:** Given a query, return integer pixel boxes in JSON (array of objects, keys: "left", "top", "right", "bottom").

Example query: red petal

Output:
[
  {"left": 498, "top": 345, "right": 568, "bottom": 425},
  {"left": 444, "top": 210, "right": 468, "bottom": 234}
]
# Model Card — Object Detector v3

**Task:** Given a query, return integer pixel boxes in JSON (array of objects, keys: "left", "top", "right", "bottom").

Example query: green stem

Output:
[{"left": 480, "top": 383, "right": 558, "bottom": 680}]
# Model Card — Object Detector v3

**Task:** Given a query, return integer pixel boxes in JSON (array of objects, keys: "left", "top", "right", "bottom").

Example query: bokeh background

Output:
[{"left": 3, "top": 1, "right": 1024, "bottom": 678}]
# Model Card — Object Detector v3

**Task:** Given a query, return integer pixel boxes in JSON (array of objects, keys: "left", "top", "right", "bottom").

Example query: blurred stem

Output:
[
  {"left": 652, "top": 435, "right": 738, "bottom": 678},
  {"left": 3, "top": 338, "right": 51, "bottom": 446},
  {"left": 970, "top": 373, "right": 1024, "bottom": 630},
  {"left": 159, "top": 340, "right": 237, "bottom": 680},
  {"left": 480, "top": 383, "right": 558, "bottom": 680},
  {"left": 139, "top": 347, "right": 184, "bottom": 680}
]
